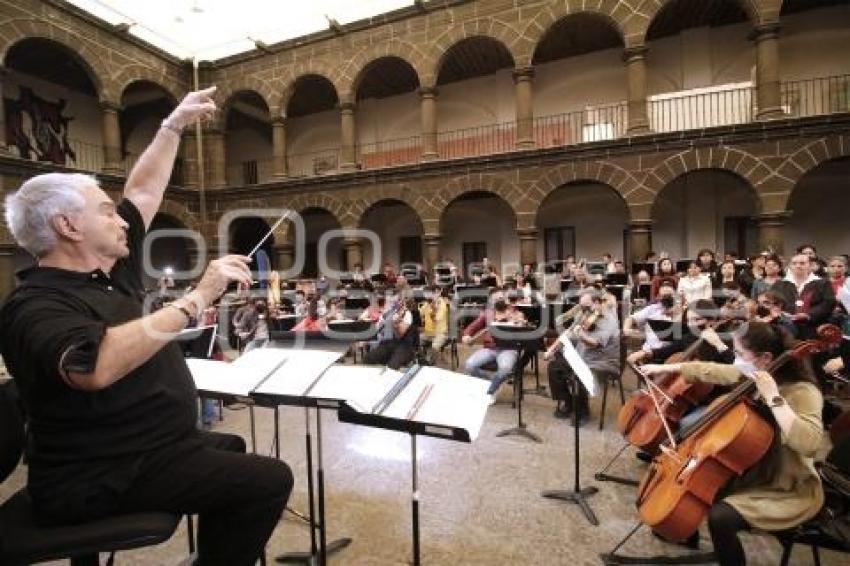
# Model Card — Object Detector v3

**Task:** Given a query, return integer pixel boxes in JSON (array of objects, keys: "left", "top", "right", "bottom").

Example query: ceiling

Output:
[
  {"left": 647, "top": 0, "right": 749, "bottom": 41},
  {"left": 356, "top": 57, "right": 420, "bottom": 101},
  {"left": 533, "top": 13, "right": 624, "bottom": 64},
  {"left": 5, "top": 38, "right": 98, "bottom": 95},
  {"left": 287, "top": 75, "right": 339, "bottom": 117},
  {"left": 437, "top": 37, "right": 515, "bottom": 86}
]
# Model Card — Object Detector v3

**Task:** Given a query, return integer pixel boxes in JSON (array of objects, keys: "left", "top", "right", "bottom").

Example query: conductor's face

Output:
[{"left": 76, "top": 183, "right": 130, "bottom": 260}]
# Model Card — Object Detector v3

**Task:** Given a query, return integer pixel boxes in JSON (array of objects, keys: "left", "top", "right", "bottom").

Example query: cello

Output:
[
  {"left": 617, "top": 321, "right": 728, "bottom": 454},
  {"left": 635, "top": 324, "right": 841, "bottom": 542}
]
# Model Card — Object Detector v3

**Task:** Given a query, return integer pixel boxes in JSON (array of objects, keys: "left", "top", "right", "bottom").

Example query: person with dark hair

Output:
[
  {"left": 697, "top": 248, "right": 718, "bottom": 278},
  {"left": 463, "top": 298, "right": 519, "bottom": 397},
  {"left": 624, "top": 280, "right": 681, "bottom": 365},
  {"left": 363, "top": 296, "right": 418, "bottom": 369},
  {"left": 737, "top": 253, "right": 766, "bottom": 297},
  {"left": 751, "top": 254, "right": 796, "bottom": 311},
  {"left": 755, "top": 290, "right": 797, "bottom": 337},
  {"left": 677, "top": 261, "right": 712, "bottom": 305},
  {"left": 641, "top": 322, "right": 826, "bottom": 565},
  {"left": 786, "top": 253, "right": 836, "bottom": 339},
  {"left": 650, "top": 258, "right": 678, "bottom": 300}
]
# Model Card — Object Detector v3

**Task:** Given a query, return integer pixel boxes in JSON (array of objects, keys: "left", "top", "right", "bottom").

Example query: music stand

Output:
[
  {"left": 492, "top": 324, "right": 543, "bottom": 443},
  {"left": 541, "top": 336, "right": 599, "bottom": 525}
]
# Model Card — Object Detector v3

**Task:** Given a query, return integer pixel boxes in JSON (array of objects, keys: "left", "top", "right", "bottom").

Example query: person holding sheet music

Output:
[
  {"left": 0, "top": 86, "right": 294, "bottom": 565},
  {"left": 544, "top": 289, "right": 620, "bottom": 423}
]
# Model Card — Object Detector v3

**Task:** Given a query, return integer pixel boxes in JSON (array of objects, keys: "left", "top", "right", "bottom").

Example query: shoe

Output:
[
  {"left": 553, "top": 406, "right": 571, "bottom": 419},
  {"left": 636, "top": 450, "right": 653, "bottom": 464}
]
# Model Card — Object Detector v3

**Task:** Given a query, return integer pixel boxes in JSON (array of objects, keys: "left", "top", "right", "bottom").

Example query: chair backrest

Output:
[{"left": 0, "top": 380, "right": 25, "bottom": 483}]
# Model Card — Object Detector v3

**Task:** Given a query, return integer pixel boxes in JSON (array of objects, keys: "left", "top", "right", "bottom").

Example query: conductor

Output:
[{"left": 0, "top": 87, "right": 293, "bottom": 565}]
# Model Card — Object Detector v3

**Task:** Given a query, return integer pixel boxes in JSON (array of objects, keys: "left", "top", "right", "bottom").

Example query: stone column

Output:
[
  {"left": 205, "top": 129, "right": 226, "bottom": 188},
  {"left": 274, "top": 244, "right": 296, "bottom": 273},
  {"left": 181, "top": 130, "right": 200, "bottom": 189},
  {"left": 624, "top": 47, "right": 650, "bottom": 135},
  {"left": 271, "top": 117, "right": 288, "bottom": 178},
  {"left": 419, "top": 87, "right": 438, "bottom": 161},
  {"left": 343, "top": 237, "right": 363, "bottom": 272},
  {"left": 756, "top": 212, "right": 788, "bottom": 255},
  {"left": 628, "top": 220, "right": 653, "bottom": 263},
  {"left": 517, "top": 229, "right": 538, "bottom": 268},
  {"left": 513, "top": 67, "right": 535, "bottom": 149},
  {"left": 339, "top": 102, "right": 357, "bottom": 171},
  {"left": 0, "top": 67, "right": 9, "bottom": 153},
  {"left": 753, "top": 23, "right": 782, "bottom": 120},
  {"left": 422, "top": 234, "right": 442, "bottom": 273},
  {"left": 100, "top": 101, "right": 123, "bottom": 174}
]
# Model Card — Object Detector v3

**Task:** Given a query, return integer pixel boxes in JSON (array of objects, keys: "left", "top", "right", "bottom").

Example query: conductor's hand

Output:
[
  {"left": 164, "top": 86, "right": 217, "bottom": 130},
  {"left": 194, "top": 255, "right": 252, "bottom": 306}
]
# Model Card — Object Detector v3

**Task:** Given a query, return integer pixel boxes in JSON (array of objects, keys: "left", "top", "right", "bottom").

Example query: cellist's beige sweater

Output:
[{"left": 680, "top": 362, "right": 826, "bottom": 531}]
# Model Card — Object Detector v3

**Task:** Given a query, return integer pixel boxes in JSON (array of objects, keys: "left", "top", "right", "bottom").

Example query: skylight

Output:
[{"left": 67, "top": 0, "right": 415, "bottom": 61}]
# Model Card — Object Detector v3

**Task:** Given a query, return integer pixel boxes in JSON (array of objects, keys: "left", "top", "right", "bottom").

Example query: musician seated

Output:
[
  {"left": 640, "top": 322, "right": 827, "bottom": 566},
  {"left": 624, "top": 281, "right": 680, "bottom": 365},
  {"left": 751, "top": 254, "right": 796, "bottom": 310},
  {"left": 543, "top": 289, "right": 620, "bottom": 423},
  {"left": 291, "top": 300, "right": 326, "bottom": 332},
  {"left": 0, "top": 86, "right": 292, "bottom": 564},
  {"left": 650, "top": 259, "right": 678, "bottom": 300},
  {"left": 419, "top": 288, "right": 449, "bottom": 364},
  {"left": 363, "top": 298, "right": 419, "bottom": 370},
  {"left": 359, "top": 295, "right": 386, "bottom": 323},
  {"left": 462, "top": 299, "right": 519, "bottom": 397},
  {"left": 651, "top": 299, "right": 734, "bottom": 365},
  {"left": 754, "top": 291, "right": 797, "bottom": 337}
]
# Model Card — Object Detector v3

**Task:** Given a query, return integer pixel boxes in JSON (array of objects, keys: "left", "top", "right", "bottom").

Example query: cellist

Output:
[{"left": 640, "top": 321, "right": 827, "bottom": 565}]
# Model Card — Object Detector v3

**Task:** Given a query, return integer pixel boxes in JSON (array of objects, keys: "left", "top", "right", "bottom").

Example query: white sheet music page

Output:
[
  {"left": 307, "top": 365, "right": 403, "bottom": 412},
  {"left": 382, "top": 366, "right": 490, "bottom": 441},
  {"left": 558, "top": 334, "right": 598, "bottom": 397},
  {"left": 252, "top": 349, "right": 343, "bottom": 396},
  {"left": 185, "top": 347, "right": 288, "bottom": 396}
]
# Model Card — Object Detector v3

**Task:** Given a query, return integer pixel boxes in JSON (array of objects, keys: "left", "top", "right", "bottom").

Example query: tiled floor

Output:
[{"left": 2, "top": 347, "right": 846, "bottom": 565}]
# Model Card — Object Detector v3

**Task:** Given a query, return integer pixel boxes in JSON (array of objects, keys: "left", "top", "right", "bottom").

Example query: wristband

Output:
[
  {"left": 167, "top": 303, "right": 193, "bottom": 320},
  {"left": 161, "top": 119, "right": 183, "bottom": 135}
]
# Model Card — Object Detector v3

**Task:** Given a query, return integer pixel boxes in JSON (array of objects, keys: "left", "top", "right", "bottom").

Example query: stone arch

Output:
[
  {"left": 638, "top": 0, "right": 768, "bottom": 45},
  {"left": 430, "top": 173, "right": 526, "bottom": 232},
  {"left": 286, "top": 192, "right": 349, "bottom": 228},
  {"left": 530, "top": 160, "right": 644, "bottom": 224},
  {"left": 115, "top": 66, "right": 183, "bottom": 105},
  {"left": 425, "top": 21, "right": 526, "bottom": 87},
  {"left": 766, "top": 135, "right": 850, "bottom": 212},
  {"left": 216, "top": 78, "right": 277, "bottom": 118},
  {"left": 277, "top": 62, "right": 343, "bottom": 112},
  {"left": 644, "top": 147, "right": 774, "bottom": 215},
  {"left": 351, "top": 185, "right": 428, "bottom": 230},
  {"left": 0, "top": 20, "right": 110, "bottom": 100},
  {"left": 157, "top": 199, "right": 200, "bottom": 231},
  {"left": 524, "top": 4, "right": 630, "bottom": 59},
  {"left": 338, "top": 41, "right": 430, "bottom": 98}
]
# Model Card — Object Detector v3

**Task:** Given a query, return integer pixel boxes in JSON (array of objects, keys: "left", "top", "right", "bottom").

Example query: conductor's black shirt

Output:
[{"left": 0, "top": 199, "right": 198, "bottom": 474}]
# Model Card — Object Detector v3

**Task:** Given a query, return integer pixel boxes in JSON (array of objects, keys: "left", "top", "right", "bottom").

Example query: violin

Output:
[{"left": 635, "top": 324, "right": 841, "bottom": 542}]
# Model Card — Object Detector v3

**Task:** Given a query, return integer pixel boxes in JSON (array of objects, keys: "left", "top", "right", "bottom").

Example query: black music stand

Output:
[
  {"left": 492, "top": 325, "right": 543, "bottom": 443},
  {"left": 541, "top": 337, "right": 598, "bottom": 525}
]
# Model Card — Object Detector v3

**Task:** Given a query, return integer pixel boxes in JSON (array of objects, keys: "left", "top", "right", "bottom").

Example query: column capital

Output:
[
  {"left": 623, "top": 46, "right": 648, "bottom": 63},
  {"left": 754, "top": 211, "right": 791, "bottom": 226},
  {"left": 422, "top": 233, "right": 442, "bottom": 244},
  {"left": 343, "top": 236, "right": 363, "bottom": 247},
  {"left": 338, "top": 101, "right": 356, "bottom": 113},
  {"left": 628, "top": 219, "right": 654, "bottom": 232},
  {"left": 418, "top": 86, "right": 438, "bottom": 98},
  {"left": 750, "top": 23, "right": 780, "bottom": 42},
  {"left": 99, "top": 100, "right": 122, "bottom": 113},
  {"left": 512, "top": 67, "right": 535, "bottom": 83},
  {"left": 271, "top": 116, "right": 286, "bottom": 126},
  {"left": 516, "top": 228, "right": 538, "bottom": 240}
]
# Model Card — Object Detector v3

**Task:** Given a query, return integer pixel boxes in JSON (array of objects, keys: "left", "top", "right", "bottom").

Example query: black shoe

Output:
[
  {"left": 636, "top": 450, "right": 653, "bottom": 464},
  {"left": 553, "top": 405, "right": 571, "bottom": 419}
]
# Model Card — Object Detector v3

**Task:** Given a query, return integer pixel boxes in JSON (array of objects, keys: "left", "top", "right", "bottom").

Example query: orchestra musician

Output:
[
  {"left": 623, "top": 280, "right": 682, "bottom": 365},
  {"left": 363, "top": 296, "right": 419, "bottom": 369},
  {"left": 419, "top": 287, "right": 450, "bottom": 364},
  {"left": 640, "top": 322, "right": 827, "bottom": 566},
  {"left": 463, "top": 297, "right": 519, "bottom": 397},
  {"left": 543, "top": 288, "right": 620, "bottom": 423},
  {"left": 0, "top": 87, "right": 293, "bottom": 564},
  {"left": 650, "top": 258, "right": 678, "bottom": 300},
  {"left": 786, "top": 253, "right": 836, "bottom": 339}
]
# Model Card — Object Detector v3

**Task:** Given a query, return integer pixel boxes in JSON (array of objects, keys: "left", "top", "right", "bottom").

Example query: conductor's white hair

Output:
[{"left": 4, "top": 173, "right": 95, "bottom": 257}]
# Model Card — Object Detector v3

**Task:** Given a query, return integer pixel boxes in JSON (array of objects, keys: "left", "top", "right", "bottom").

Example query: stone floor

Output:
[{"left": 2, "top": 346, "right": 846, "bottom": 565}]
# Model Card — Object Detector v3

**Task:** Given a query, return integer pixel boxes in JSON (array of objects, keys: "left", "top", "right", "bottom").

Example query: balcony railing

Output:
[
  {"left": 436, "top": 121, "right": 517, "bottom": 161},
  {"left": 648, "top": 83, "right": 755, "bottom": 133},
  {"left": 533, "top": 103, "right": 628, "bottom": 149},
  {"left": 781, "top": 74, "right": 850, "bottom": 118},
  {"left": 357, "top": 135, "right": 422, "bottom": 169},
  {"left": 286, "top": 148, "right": 341, "bottom": 178}
]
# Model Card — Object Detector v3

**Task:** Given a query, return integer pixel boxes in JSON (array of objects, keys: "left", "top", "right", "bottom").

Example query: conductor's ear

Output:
[{"left": 52, "top": 213, "right": 84, "bottom": 242}]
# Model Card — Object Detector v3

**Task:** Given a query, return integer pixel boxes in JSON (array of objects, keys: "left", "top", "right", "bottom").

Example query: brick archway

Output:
[
  {"left": 351, "top": 186, "right": 428, "bottom": 231},
  {"left": 425, "top": 23, "right": 526, "bottom": 88},
  {"left": 339, "top": 41, "right": 430, "bottom": 99},
  {"left": 0, "top": 20, "right": 110, "bottom": 100},
  {"left": 217, "top": 79, "right": 277, "bottom": 118},
  {"left": 158, "top": 199, "right": 200, "bottom": 231},
  {"left": 430, "top": 173, "right": 527, "bottom": 233},
  {"left": 523, "top": 4, "right": 631, "bottom": 60},
  {"left": 115, "top": 66, "right": 184, "bottom": 106},
  {"left": 637, "top": 0, "right": 771, "bottom": 45},
  {"left": 286, "top": 193, "right": 349, "bottom": 228},
  {"left": 769, "top": 135, "right": 850, "bottom": 212},
  {"left": 277, "top": 63, "right": 344, "bottom": 112}
]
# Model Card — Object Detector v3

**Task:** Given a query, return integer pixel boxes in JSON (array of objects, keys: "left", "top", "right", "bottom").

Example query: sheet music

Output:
[
  {"left": 252, "top": 349, "right": 343, "bottom": 397},
  {"left": 186, "top": 348, "right": 289, "bottom": 396},
  {"left": 307, "top": 365, "right": 403, "bottom": 412},
  {"left": 558, "top": 334, "right": 597, "bottom": 397},
  {"left": 381, "top": 366, "right": 491, "bottom": 441}
]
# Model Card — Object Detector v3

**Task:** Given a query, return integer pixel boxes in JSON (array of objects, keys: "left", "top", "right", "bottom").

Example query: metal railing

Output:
[
  {"left": 436, "top": 121, "right": 517, "bottom": 160},
  {"left": 533, "top": 103, "right": 628, "bottom": 149},
  {"left": 648, "top": 84, "right": 755, "bottom": 133},
  {"left": 357, "top": 135, "right": 422, "bottom": 169},
  {"left": 781, "top": 74, "right": 850, "bottom": 118}
]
